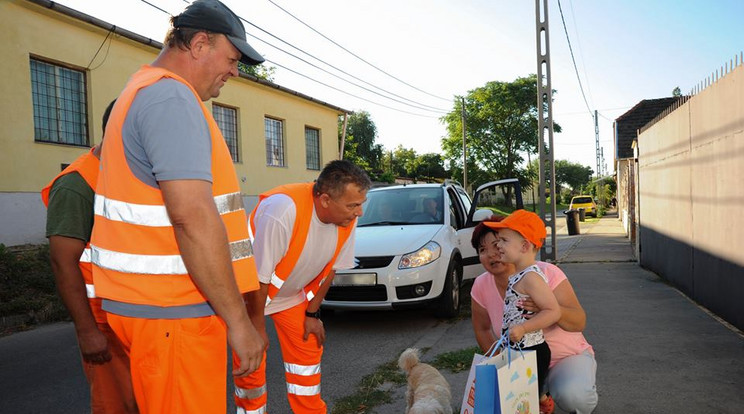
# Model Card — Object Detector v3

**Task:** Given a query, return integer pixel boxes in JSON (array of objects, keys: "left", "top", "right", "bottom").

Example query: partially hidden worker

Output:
[
  {"left": 42, "top": 99, "right": 138, "bottom": 414},
  {"left": 234, "top": 160, "right": 371, "bottom": 413},
  {"left": 89, "top": 1, "right": 266, "bottom": 412}
]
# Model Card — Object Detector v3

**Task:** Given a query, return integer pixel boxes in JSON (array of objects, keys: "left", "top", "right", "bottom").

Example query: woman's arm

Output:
[
  {"left": 471, "top": 300, "right": 497, "bottom": 353},
  {"left": 520, "top": 279, "right": 587, "bottom": 332}
]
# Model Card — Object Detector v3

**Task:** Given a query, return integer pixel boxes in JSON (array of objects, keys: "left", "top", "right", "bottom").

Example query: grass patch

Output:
[
  {"left": 331, "top": 358, "right": 408, "bottom": 414},
  {"left": 431, "top": 346, "right": 480, "bottom": 373},
  {"left": 0, "top": 244, "right": 67, "bottom": 334}
]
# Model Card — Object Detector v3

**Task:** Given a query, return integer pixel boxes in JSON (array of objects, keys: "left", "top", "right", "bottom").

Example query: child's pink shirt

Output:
[{"left": 471, "top": 261, "right": 594, "bottom": 368}]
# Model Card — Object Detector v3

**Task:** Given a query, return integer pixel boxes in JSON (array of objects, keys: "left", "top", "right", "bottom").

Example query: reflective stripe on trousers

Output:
[{"left": 234, "top": 302, "right": 325, "bottom": 413}]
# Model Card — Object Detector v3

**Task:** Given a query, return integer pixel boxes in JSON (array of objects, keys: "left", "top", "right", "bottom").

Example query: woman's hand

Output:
[{"left": 518, "top": 297, "right": 540, "bottom": 316}]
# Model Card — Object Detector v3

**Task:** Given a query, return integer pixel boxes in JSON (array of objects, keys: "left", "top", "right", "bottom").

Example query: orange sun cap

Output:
[{"left": 482, "top": 209, "right": 547, "bottom": 248}]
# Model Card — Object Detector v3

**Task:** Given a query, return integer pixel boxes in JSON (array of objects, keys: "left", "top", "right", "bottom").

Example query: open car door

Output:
[{"left": 457, "top": 178, "right": 524, "bottom": 281}]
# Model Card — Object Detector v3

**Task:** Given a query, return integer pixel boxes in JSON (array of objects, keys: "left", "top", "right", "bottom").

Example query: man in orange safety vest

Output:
[{"left": 235, "top": 160, "right": 371, "bottom": 413}]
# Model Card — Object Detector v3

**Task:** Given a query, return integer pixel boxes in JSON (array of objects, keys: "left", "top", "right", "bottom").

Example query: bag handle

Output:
[{"left": 488, "top": 329, "right": 528, "bottom": 367}]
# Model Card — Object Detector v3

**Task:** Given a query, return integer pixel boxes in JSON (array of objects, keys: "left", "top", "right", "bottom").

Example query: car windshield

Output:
[
  {"left": 572, "top": 197, "right": 593, "bottom": 204},
  {"left": 358, "top": 187, "right": 444, "bottom": 226}
]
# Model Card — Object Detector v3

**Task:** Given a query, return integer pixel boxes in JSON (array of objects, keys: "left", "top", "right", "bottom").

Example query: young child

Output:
[{"left": 485, "top": 209, "right": 561, "bottom": 414}]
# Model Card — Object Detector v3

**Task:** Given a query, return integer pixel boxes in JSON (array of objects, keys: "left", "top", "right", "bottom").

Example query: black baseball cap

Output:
[{"left": 172, "top": 0, "right": 264, "bottom": 66}]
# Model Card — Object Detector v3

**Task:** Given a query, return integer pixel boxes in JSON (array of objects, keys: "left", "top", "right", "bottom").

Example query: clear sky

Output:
[{"left": 57, "top": 0, "right": 744, "bottom": 175}]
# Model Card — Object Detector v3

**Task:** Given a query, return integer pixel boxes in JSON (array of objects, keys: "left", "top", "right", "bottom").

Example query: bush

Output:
[{"left": 0, "top": 244, "right": 67, "bottom": 329}]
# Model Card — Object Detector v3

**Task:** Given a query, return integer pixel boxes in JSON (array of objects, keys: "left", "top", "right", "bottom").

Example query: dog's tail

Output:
[{"left": 398, "top": 347, "right": 421, "bottom": 374}]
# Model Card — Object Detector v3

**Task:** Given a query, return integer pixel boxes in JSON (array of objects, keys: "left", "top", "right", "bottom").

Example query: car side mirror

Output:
[{"left": 472, "top": 209, "right": 492, "bottom": 222}]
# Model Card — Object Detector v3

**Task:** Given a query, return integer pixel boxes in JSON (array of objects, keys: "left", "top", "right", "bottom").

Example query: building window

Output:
[
  {"left": 305, "top": 127, "right": 321, "bottom": 170},
  {"left": 213, "top": 104, "right": 239, "bottom": 162},
  {"left": 264, "top": 117, "right": 285, "bottom": 167},
  {"left": 30, "top": 58, "right": 88, "bottom": 146}
]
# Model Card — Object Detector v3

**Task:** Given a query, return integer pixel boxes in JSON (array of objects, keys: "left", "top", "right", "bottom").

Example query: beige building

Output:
[{"left": 0, "top": 0, "right": 349, "bottom": 246}]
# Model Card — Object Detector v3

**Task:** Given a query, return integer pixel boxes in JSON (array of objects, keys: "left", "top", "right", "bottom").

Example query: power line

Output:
[
  {"left": 266, "top": 0, "right": 452, "bottom": 103},
  {"left": 556, "top": 0, "right": 592, "bottom": 118},
  {"left": 266, "top": 59, "right": 441, "bottom": 118},
  {"left": 166, "top": 0, "right": 451, "bottom": 114}
]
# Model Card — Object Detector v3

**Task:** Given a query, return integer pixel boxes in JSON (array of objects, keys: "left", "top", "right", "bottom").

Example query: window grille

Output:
[
  {"left": 305, "top": 127, "right": 321, "bottom": 170},
  {"left": 213, "top": 104, "right": 239, "bottom": 162},
  {"left": 264, "top": 117, "right": 285, "bottom": 167},
  {"left": 30, "top": 58, "right": 88, "bottom": 146}
]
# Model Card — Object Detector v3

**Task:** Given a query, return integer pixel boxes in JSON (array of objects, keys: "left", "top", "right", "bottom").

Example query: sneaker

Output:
[{"left": 539, "top": 395, "right": 555, "bottom": 414}]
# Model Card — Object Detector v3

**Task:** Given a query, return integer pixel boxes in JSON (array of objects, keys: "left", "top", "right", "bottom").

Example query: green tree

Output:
[
  {"left": 441, "top": 75, "right": 560, "bottom": 197},
  {"left": 339, "top": 111, "right": 383, "bottom": 173},
  {"left": 554, "top": 160, "right": 593, "bottom": 190},
  {"left": 238, "top": 63, "right": 275, "bottom": 81},
  {"left": 414, "top": 153, "right": 448, "bottom": 182}
]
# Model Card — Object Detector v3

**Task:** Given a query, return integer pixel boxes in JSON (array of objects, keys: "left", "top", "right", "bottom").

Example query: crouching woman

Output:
[{"left": 470, "top": 218, "right": 598, "bottom": 414}]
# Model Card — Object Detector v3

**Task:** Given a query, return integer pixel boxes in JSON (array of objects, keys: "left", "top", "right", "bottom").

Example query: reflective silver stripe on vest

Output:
[
  {"left": 247, "top": 218, "right": 255, "bottom": 242},
  {"left": 214, "top": 192, "right": 245, "bottom": 215},
  {"left": 284, "top": 362, "right": 321, "bottom": 376},
  {"left": 95, "top": 193, "right": 245, "bottom": 227},
  {"left": 306, "top": 291, "right": 315, "bottom": 302},
  {"left": 230, "top": 239, "right": 254, "bottom": 260},
  {"left": 91, "top": 240, "right": 252, "bottom": 275},
  {"left": 270, "top": 273, "right": 284, "bottom": 290},
  {"left": 235, "top": 384, "right": 266, "bottom": 400},
  {"left": 237, "top": 406, "right": 266, "bottom": 414},
  {"left": 86, "top": 283, "right": 96, "bottom": 298},
  {"left": 286, "top": 383, "right": 321, "bottom": 396},
  {"left": 95, "top": 195, "right": 171, "bottom": 227},
  {"left": 80, "top": 248, "right": 92, "bottom": 263},
  {"left": 92, "top": 245, "right": 187, "bottom": 275}
]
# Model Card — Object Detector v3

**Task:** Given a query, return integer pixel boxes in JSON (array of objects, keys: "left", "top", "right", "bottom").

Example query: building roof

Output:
[
  {"left": 614, "top": 97, "right": 677, "bottom": 160},
  {"left": 27, "top": 0, "right": 351, "bottom": 115}
]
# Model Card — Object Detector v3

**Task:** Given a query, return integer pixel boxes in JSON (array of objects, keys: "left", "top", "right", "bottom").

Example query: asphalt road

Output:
[{"left": 0, "top": 307, "right": 452, "bottom": 413}]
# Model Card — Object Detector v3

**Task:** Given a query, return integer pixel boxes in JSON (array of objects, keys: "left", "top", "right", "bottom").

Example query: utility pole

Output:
[
  {"left": 594, "top": 109, "right": 600, "bottom": 177},
  {"left": 461, "top": 96, "right": 468, "bottom": 191},
  {"left": 536, "top": 0, "right": 556, "bottom": 261}
]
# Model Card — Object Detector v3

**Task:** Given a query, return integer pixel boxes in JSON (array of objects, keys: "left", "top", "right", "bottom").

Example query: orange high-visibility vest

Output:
[
  {"left": 90, "top": 65, "right": 258, "bottom": 309},
  {"left": 41, "top": 149, "right": 104, "bottom": 320},
  {"left": 248, "top": 183, "right": 354, "bottom": 305}
]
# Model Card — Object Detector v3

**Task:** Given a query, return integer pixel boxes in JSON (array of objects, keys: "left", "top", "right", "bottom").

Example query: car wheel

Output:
[{"left": 434, "top": 260, "right": 462, "bottom": 319}]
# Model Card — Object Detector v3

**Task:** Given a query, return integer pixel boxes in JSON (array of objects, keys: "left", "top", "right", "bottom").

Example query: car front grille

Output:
[
  {"left": 354, "top": 256, "right": 395, "bottom": 269},
  {"left": 325, "top": 285, "right": 387, "bottom": 301}
]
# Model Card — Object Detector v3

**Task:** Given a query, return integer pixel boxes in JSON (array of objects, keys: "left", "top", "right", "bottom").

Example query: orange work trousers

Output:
[
  {"left": 106, "top": 313, "right": 228, "bottom": 414},
  {"left": 234, "top": 302, "right": 325, "bottom": 413},
  {"left": 81, "top": 322, "right": 138, "bottom": 414}
]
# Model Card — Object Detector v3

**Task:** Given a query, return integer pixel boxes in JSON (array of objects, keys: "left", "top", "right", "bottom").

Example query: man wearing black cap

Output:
[{"left": 89, "top": 1, "right": 266, "bottom": 413}]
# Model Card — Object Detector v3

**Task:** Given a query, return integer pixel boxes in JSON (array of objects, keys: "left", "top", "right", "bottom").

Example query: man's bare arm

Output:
[
  {"left": 160, "top": 179, "right": 264, "bottom": 376},
  {"left": 49, "top": 236, "right": 111, "bottom": 364}
]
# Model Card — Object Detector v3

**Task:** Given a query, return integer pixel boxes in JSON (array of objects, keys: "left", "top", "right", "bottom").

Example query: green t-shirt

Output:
[{"left": 45, "top": 172, "right": 95, "bottom": 242}]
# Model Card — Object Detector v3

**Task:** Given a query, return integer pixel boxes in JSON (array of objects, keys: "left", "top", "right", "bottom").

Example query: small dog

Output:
[{"left": 398, "top": 348, "right": 453, "bottom": 414}]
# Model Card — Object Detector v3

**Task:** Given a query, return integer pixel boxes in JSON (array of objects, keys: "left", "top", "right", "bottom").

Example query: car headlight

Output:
[{"left": 399, "top": 241, "right": 441, "bottom": 269}]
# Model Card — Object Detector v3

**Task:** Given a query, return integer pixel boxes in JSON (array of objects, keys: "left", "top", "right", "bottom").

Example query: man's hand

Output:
[
  {"left": 303, "top": 316, "right": 325, "bottom": 347},
  {"left": 77, "top": 328, "right": 111, "bottom": 365},
  {"left": 229, "top": 320, "right": 266, "bottom": 377}
]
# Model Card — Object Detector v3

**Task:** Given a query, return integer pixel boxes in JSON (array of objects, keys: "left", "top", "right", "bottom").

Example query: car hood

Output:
[{"left": 354, "top": 225, "right": 441, "bottom": 256}]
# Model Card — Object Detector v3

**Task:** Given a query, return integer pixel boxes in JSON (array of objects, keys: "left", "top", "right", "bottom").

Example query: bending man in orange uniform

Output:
[
  {"left": 89, "top": 1, "right": 265, "bottom": 412},
  {"left": 42, "top": 100, "right": 138, "bottom": 414},
  {"left": 235, "top": 160, "right": 371, "bottom": 413}
]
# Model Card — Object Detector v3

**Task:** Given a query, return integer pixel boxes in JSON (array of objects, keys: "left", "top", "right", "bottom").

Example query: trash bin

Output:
[
  {"left": 578, "top": 208, "right": 586, "bottom": 222},
  {"left": 564, "top": 209, "right": 580, "bottom": 235}
]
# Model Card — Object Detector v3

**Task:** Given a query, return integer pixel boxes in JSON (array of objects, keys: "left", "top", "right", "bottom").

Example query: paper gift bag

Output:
[
  {"left": 473, "top": 349, "right": 539, "bottom": 414},
  {"left": 459, "top": 353, "right": 486, "bottom": 414}
]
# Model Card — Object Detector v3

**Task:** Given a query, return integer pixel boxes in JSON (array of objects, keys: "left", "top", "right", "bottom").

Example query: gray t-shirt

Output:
[{"left": 122, "top": 79, "right": 212, "bottom": 188}]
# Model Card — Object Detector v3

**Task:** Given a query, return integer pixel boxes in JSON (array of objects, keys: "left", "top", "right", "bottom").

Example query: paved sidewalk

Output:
[{"left": 370, "top": 212, "right": 744, "bottom": 414}]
